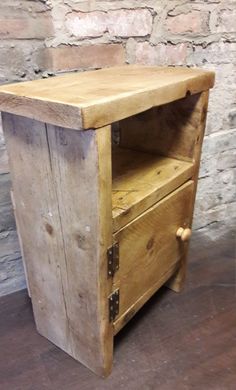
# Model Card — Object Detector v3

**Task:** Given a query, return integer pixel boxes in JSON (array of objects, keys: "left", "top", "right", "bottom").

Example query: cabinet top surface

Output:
[{"left": 0, "top": 65, "right": 214, "bottom": 130}]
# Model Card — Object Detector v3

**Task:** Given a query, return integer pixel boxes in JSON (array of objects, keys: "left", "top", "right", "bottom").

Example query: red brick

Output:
[
  {"left": 0, "top": 8, "right": 53, "bottom": 39},
  {"left": 158, "top": 43, "right": 188, "bottom": 65},
  {"left": 66, "top": 11, "right": 107, "bottom": 38},
  {"left": 66, "top": 9, "right": 152, "bottom": 38},
  {"left": 133, "top": 42, "right": 158, "bottom": 65},
  {"left": 107, "top": 9, "right": 152, "bottom": 37},
  {"left": 132, "top": 42, "right": 187, "bottom": 65},
  {"left": 166, "top": 11, "right": 208, "bottom": 34},
  {"left": 217, "top": 9, "right": 236, "bottom": 33},
  {"left": 37, "top": 44, "right": 125, "bottom": 72}
]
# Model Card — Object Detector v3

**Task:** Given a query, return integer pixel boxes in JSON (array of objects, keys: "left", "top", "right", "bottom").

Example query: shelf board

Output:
[{"left": 112, "top": 147, "right": 194, "bottom": 232}]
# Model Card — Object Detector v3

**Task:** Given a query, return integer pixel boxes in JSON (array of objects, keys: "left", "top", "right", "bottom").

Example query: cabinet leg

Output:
[{"left": 166, "top": 252, "right": 188, "bottom": 293}]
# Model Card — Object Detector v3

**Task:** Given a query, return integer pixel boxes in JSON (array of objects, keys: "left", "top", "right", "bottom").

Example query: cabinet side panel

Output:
[
  {"left": 2, "top": 113, "right": 113, "bottom": 376},
  {"left": 46, "top": 123, "right": 113, "bottom": 376},
  {"left": 166, "top": 91, "right": 210, "bottom": 291},
  {"left": 10, "top": 189, "right": 31, "bottom": 297},
  {"left": 2, "top": 113, "right": 70, "bottom": 348}
]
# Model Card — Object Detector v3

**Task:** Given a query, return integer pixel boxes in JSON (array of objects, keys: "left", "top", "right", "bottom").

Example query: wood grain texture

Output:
[
  {"left": 113, "top": 181, "right": 194, "bottom": 333},
  {"left": 2, "top": 113, "right": 113, "bottom": 376},
  {"left": 113, "top": 262, "right": 179, "bottom": 335},
  {"left": 119, "top": 93, "right": 203, "bottom": 162},
  {"left": 0, "top": 66, "right": 213, "bottom": 376},
  {"left": 0, "top": 66, "right": 215, "bottom": 129},
  {"left": 1, "top": 230, "right": 235, "bottom": 389},
  {"left": 10, "top": 189, "right": 31, "bottom": 298},
  {"left": 112, "top": 147, "right": 194, "bottom": 232},
  {"left": 117, "top": 90, "right": 210, "bottom": 293},
  {"left": 166, "top": 91, "right": 209, "bottom": 292}
]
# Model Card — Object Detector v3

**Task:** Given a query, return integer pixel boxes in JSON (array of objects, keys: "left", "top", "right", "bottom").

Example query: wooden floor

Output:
[{"left": 0, "top": 229, "right": 235, "bottom": 390}]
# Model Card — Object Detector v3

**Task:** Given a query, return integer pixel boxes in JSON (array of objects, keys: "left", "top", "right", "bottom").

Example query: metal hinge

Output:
[
  {"left": 108, "top": 289, "right": 120, "bottom": 322},
  {"left": 107, "top": 242, "right": 119, "bottom": 277}
]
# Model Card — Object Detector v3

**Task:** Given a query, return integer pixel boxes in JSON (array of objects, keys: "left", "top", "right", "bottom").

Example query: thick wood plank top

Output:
[{"left": 0, "top": 65, "right": 214, "bottom": 129}]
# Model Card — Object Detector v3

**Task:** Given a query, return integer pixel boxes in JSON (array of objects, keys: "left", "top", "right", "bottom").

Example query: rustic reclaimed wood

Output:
[
  {"left": 113, "top": 181, "right": 194, "bottom": 334},
  {"left": 166, "top": 91, "right": 209, "bottom": 292},
  {"left": 2, "top": 113, "right": 113, "bottom": 376},
  {"left": 10, "top": 189, "right": 31, "bottom": 297},
  {"left": 1, "top": 231, "right": 235, "bottom": 389},
  {"left": 112, "top": 147, "right": 194, "bottom": 232},
  {"left": 0, "top": 66, "right": 214, "bottom": 376},
  {"left": 119, "top": 92, "right": 203, "bottom": 162},
  {"left": 117, "top": 90, "right": 210, "bottom": 292},
  {"left": 0, "top": 66, "right": 214, "bottom": 130}
]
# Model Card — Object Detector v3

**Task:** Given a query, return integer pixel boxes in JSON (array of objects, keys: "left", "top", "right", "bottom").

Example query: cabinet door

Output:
[{"left": 113, "top": 180, "right": 194, "bottom": 333}]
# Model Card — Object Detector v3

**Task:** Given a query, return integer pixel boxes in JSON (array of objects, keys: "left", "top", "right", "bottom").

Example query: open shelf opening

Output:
[
  {"left": 112, "top": 146, "right": 194, "bottom": 232},
  {"left": 111, "top": 94, "right": 200, "bottom": 232}
]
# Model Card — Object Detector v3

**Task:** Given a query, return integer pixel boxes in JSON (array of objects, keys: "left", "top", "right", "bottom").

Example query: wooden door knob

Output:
[{"left": 176, "top": 227, "right": 192, "bottom": 242}]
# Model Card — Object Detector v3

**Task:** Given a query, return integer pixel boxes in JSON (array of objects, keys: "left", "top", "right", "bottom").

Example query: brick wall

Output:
[
  {"left": 0, "top": 0, "right": 54, "bottom": 295},
  {"left": 0, "top": 0, "right": 235, "bottom": 295}
]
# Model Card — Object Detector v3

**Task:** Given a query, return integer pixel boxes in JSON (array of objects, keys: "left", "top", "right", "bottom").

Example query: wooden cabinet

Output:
[
  {"left": 113, "top": 180, "right": 194, "bottom": 334},
  {"left": 0, "top": 66, "right": 214, "bottom": 376}
]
